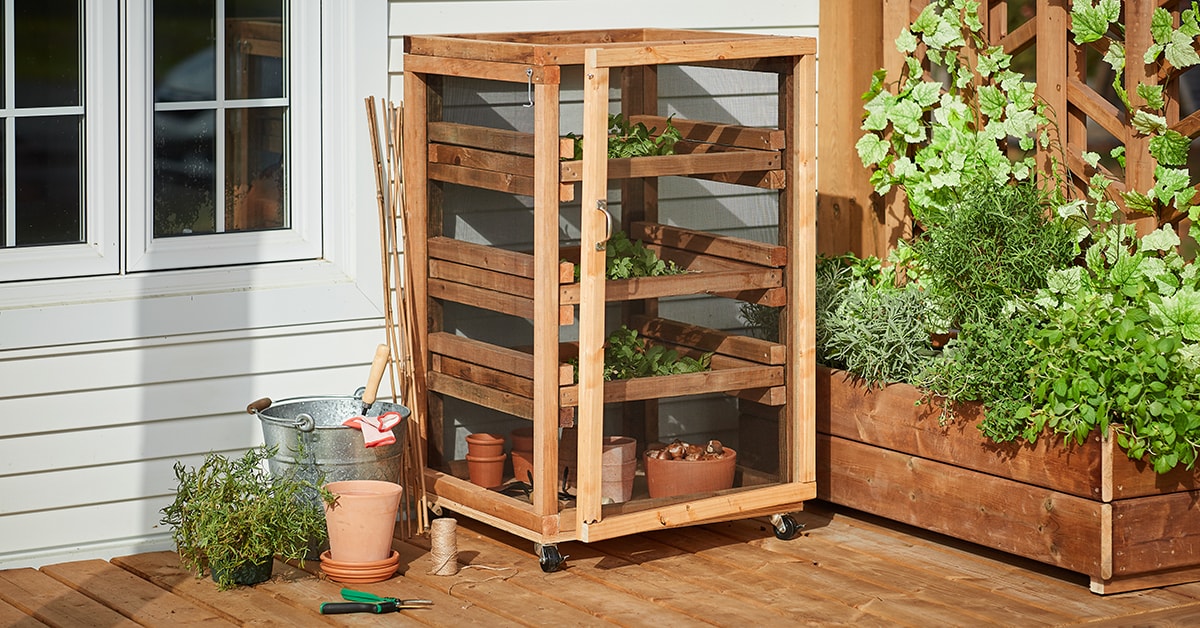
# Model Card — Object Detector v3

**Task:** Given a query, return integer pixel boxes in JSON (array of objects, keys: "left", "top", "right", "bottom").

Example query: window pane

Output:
[
  {"left": 154, "top": 0, "right": 215, "bottom": 103},
  {"left": 226, "top": 0, "right": 283, "bottom": 100},
  {"left": 14, "top": 116, "right": 83, "bottom": 246},
  {"left": 14, "top": 1, "right": 80, "bottom": 108},
  {"left": 226, "top": 106, "right": 286, "bottom": 231},
  {"left": 154, "top": 110, "right": 216, "bottom": 236}
]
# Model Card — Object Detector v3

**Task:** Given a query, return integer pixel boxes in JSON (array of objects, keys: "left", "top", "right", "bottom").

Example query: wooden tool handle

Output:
[
  {"left": 246, "top": 398, "right": 272, "bottom": 414},
  {"left": 362, "top": 344, "right": 390, "bottom": 407}
]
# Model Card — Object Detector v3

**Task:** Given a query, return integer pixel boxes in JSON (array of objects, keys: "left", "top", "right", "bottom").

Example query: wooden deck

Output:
[{"left": 3, "top": 501, "right": 1200, "bottom": 627}]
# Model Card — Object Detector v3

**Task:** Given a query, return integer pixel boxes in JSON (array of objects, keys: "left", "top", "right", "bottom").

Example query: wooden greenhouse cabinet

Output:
[{"left": 402, "top": 29, "right": 817, "bottom": 568}]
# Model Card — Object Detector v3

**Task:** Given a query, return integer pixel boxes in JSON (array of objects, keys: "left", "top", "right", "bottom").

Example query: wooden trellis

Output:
[{"left": 817, "top": 0, "right": 1198, "bottom": 259}]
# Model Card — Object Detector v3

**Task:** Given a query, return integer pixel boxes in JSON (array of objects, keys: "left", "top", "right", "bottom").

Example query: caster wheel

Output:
[
  {"left": 771, "top": 514, "right": 802, "bottom": 541},
  {"left": 536, "top": 544, "right": 567, "bottom": 573}
]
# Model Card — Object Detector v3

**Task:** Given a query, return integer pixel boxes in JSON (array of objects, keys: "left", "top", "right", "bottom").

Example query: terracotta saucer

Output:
[{"left": 320, "top": 549, "right": 400, "bottom": 569}]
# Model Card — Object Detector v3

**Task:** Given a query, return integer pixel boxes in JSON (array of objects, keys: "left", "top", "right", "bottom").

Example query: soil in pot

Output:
[
  {"left": 644, "top": 441, "right": 736, "bottom": 499},
  {"left": 323, "top": 480, "right": 403, "bottom": 563}
]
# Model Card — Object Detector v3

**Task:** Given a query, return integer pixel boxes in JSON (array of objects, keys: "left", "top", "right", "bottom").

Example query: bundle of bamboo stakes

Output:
[{"left": 365, "top": 96, "right": 429, "bottom": 537}]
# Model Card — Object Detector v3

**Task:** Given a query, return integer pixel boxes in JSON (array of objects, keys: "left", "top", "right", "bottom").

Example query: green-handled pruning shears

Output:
[{"left": 319, "top": 588, "right": 434, "bottom": 615}]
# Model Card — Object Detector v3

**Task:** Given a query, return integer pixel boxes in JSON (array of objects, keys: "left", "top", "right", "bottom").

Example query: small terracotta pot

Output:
[
  {"left": 644, "top": 448, "right": 737, "bottom": 499},
  {"left": 466, "top": 433, "right": 506, "bottom": 457},
  {"left": 510, "top": 426, "right": 534, "bottom": 454},
  {"left": 466, "top": 452, "right": 507, "bottom": 488},
  {"left": 323, "top": 480, "right": 403, "bottom": 563}
]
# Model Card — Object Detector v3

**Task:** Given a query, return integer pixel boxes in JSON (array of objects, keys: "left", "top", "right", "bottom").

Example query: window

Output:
[{"left": 0, "top": 0, "right": 322, "bottom": 281}]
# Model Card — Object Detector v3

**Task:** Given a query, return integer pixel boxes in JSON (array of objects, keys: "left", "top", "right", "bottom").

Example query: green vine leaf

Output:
[
  {"left": 1137, "top": 83, "right": 1166, "bottom": 110},
  {"left": 1152, "top": 288, "right": 1200, "bottom": 340},
  {"left": 1149, "top": 129, "right": 1191, "bottom": 165},
  {"left": 1151, "top": 7, "right": 1177, "bottom": 46},
  {"left": 1071, "top": 0, "right": 1121, "bottom": 44},
  {"left": 856, "top": 133, "right": 890, "bottom": 167},
  {"left": 1131, "top": 109, "right": 1168, "bottom": 135},
  {"left": 1152, "top": 166, "right": 1192, "bottom": 204},
  {"left": 1165, "top": 30, "right": 1200, "bottom": 69}
]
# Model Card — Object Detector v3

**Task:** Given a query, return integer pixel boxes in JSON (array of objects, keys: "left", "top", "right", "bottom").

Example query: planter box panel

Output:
[
  {"left": 818, "top": 367, "right": 1103, "bottom": 499},
  {"left": 1111, "top": 492, "right": 1200, "bottom": 576},
  {"left": 819, "top": 433, "right": 1106, "bottom": 577}
]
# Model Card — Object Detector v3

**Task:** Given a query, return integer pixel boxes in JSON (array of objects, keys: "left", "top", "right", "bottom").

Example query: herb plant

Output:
[
  {"left": 570, "top": 326, "right": 712, "bottom": 383},
  {"left": 572, "top": 230, "right": 685, "bottom": 281},
  {"left": 855, "top": 0, "right": 1200, "bottom": 473},
  {"left": 566, "top": 113, "right": 682, "bottom": 160},
  {"left": 910, "top": 177, "right": 1077, "bottom": 329},
  {"left": 159, "top": 445, "right": 331, "bottom": 590}
]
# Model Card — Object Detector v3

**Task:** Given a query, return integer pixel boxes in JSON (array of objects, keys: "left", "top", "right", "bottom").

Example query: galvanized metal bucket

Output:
[{"left": 248, "top": 393, "right": 409, "bottom": 490}]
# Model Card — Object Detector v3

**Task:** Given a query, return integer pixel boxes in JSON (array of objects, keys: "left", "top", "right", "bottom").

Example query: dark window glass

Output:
[
  {"left": 154, "top": 110, "right": 216, "bottom": 236},
  {"left": 15, "top": 116, "right": 83, "bottom": 245},
  {"left": 14, "top": 1, "right": 80, "bottom": 108}
]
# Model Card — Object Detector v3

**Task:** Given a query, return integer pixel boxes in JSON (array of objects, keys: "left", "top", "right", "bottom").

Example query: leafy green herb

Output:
[
  {"left": 570, "top": 326, "right": 712, "bottom": 382},
  {"left": 566, "top": 113, "right": 682, "bottom": 160},
  {"left": 159, "top": 445, "right": 331, "bottom": 590},
  {"left": 572, "top": 230, "right": 686, "bottom": 281}
]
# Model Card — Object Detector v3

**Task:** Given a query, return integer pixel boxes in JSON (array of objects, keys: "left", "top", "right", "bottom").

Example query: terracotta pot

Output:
[
  {"left": 511, "top": 449, "right": 534, "bottom": 485},
  {"left": 644, "top": 448, "right": 737, "bottom": 499},
  {"left": 510, "top": 426, "right": 534, "bottom": 454},
  {"left": 323, "top": 480, "right": 403, "bottom": 563},
  {"left": 466, "top": 453, "right": 507, "bottom": 488},
  {"left": 318, "top": 549, "right": 399, "bottom": 584},
  {"left": 466, "top": 432, "right": 506, "bottom": 457},
  {"left": 601, "top": 436, "right": 637, "bottom": 503}
]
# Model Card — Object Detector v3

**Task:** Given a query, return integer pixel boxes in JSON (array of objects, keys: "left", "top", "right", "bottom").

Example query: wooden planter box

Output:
[{"left": 814, "top": 366, "right": 1200, "bottom": 594}]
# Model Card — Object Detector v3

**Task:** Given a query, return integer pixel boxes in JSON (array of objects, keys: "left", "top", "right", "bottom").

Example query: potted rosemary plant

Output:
[{"left": 159, "top": 445, "right": 330, "bottom": 590}]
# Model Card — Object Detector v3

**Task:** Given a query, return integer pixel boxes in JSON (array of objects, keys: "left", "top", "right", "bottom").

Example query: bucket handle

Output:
[{"left": 245, "top": 397, "right": 316, "bottom": 433}]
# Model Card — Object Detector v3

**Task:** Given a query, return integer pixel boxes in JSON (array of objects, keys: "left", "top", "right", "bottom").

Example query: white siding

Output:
[{"left": 0, "top": 0, "right": 819, "bottom": 569}]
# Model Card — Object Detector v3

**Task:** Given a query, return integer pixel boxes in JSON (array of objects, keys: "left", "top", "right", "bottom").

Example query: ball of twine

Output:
[{"left": 428, "top": 517, "right": 459, "bottom": 576}]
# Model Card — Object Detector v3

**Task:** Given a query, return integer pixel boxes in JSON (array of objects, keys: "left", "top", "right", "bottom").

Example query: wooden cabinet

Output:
[{"left": 402, "top": 29, "right": 817, "bottom": 561}]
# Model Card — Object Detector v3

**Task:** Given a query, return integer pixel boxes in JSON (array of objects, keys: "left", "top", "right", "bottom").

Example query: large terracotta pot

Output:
[
  {"left": 644, "top": 448, "right": 737, "bottom": 499},
  {"left": 323, "top": 480, "right": 403, "bottom": 563}
]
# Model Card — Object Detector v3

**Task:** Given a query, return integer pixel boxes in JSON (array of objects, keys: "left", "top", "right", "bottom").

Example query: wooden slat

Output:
[
  {"left": 1111, "top": 492, "right": 1200, "bottom": 575},
  {"left": 429, "top": 236, "right": 572, "bottom": 280},
  {"left": 592, "top": 38, "right": 814, "bottom": 69},
  {"left": 632, "top": 221, "right": 787, "bottom": 266},
  {"left": 559, "top": 365, "right": 783, "bottom": 406},
  {"left": 403, "top": 53, "right": 560, "bottom": 85},
  {"left": 818, "top": 366, "right": 1104, "bottom": 499},
  {"left": 631, "top": 115, "right": 786, "bottom": 150},
  {"left": 1066, "top": 76, "right": 1127, "bottom": 144},
  {"left": 819, "top": 433, "right": 1107, "bottom": 578},
  {"left": 427, "top": 162, "right": 533, "bottom": 197},
  {"left": 430, "top": 331, "right": 535, "bottom": 378},
  {"left": 423, "top": 468, "right": 560, "bottom": 536},
  {"left": 428, "top": 144, "right": 534, "bottom": 178},
  {"left": 428, "top": 278, "right": 532, "bottom": 319},
  {"left": 0, "top": 597, "right": 46, "bottom": 627},
  {"left": 430, "top": 259, "right": 533, "bottom": 299},
  {"left": 428, "top": 121, "right": 534, "bottom": 155},
  {"left": 435, "top": 354, "right": 534, "bottom": 398},
  {"left": 428, "top": 371, "right": 534, "bottom": 419},
  {"left": 559, "top": 150, "right": 780, "bottom": 182},
  {"left": 632, "top": 315, "right": 786, "bottom": 364}
]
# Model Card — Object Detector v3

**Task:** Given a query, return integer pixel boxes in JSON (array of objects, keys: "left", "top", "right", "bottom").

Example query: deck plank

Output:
[
  {"left": 0, "top": 567, "right": 142, "bottom": 627},
  {"left": 39, "top": 559, "right": 235, "bottom": 627},
  {"left": 389, "top": 533, "right": 605, "bottom": 626},
  {"left": 0, "top": 597, "right": 49, "bottom": 627},
  {"left": 419, "top": 518, "right": 717, "bottom": 626},
  {"left": 4, "top": 500, "right": 1200, "bottom": 626},
  {"left": 461, "top": 516, "right": 891, "bottom": 626},
  {"left": 676, "top": 520, "right": 1073, "bottom": 625},
  {"left": 783, "top": 502, "right": 1200, "bottom": 617},
  {"left": 111, "top": 552, "right": 354, "bottom": 626}
]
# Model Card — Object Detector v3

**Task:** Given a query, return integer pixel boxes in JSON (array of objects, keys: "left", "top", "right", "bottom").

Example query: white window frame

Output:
[
  {"left": 126, "top": 0, "right": 323, "bottom": 272},
  {"left": 0, "top": 0, "right": 120, "bottom": 282},
  {"left": 0, "top": 0, "right": 387, "bottom": 349}
]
